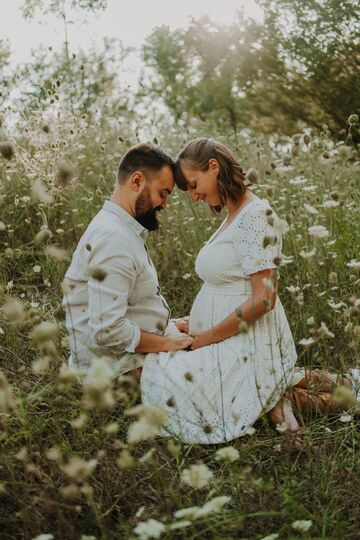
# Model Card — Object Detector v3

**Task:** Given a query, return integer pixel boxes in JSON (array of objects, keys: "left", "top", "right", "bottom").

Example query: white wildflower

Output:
[
  {"left": 215, "top": 446, "right": 239, "bottom": 463},
  {"left": 45, "top": 245, "right": 68, "bottom": 261},
  {"left": 174, "top": 506, "right": 201, "bottom": 520},
  {"left": 69, "top": 413, "right": 88, "bottom": 429},
  {"left": 339, "top": 414, "right": 352, "bottom": 423},
  {"left": 181, "top": 463, "right": 214, "bottom": 489},
  {"left": 33, "top": 265, "right": 41, "bottom": 273},
  {"left": 0, "top": 371, "right": 17, "bottom": 412},
  {"left": 169, "top": 520, "right": 192, "bottom": 530},
  {"left": 260, "top": 534, "right": 279, "bottom": 540},
  {"left": 346, "top": 261, "right": 360, "bottom": 269},
  {"left": 85, "top": 357, "right": 113, "bottom": 389},
  {"left": 245, "top": 426, "right": 256, "bottom": 436},
  {"left": 32, "top": 321, "right": 59, "bottom": 343},
  {"left": 308, "top": 225, "right": 329, "bottom": 238},
  {"left": 197, "top": 496, "right": 231, "bottom": 516},
  {"left": 134, "top": 518, "right": 166, "bottom": 539},
  {"left": 317, "top": 322, "right": 335, "bottom": 338},
  {"left": 60, "top": 456, "right": 98, "bottom": 482},
  {"left": 303, "top": 185, "right": 318, "bottom": 192},
  {"left": 32, "top": 535, "right": 54, "bottom": 540},
  {"left": 300, "top": 248, "right": 316, "bottom": 259},
  {"left": 303, "top": 203, "right": 318, "bottom": 215},
  {"left": 117, "top": 449, "right": 136, "bottom": 469},
  {"left": 275, "top": 422, "right": 288, "bottom": 433},
  {"left": 126, "top": 404, "right": 167, "bottom": 444},
  {"left": 182, "top": 273, "right": 191, "bottom": 280},
  {"left": 328, "top": 301, "right": 346, "bottom": 311},
  {"left": 31, "top": 179, "right": 53, "bottom": 204},
  {"left": 322, "top": 200, "right": 339, "bottom": 208},
  {"left": 285, "top": 285, "right": 300, "bottom": 294},
  {"left": 1, "top": 297, "right": 25, "bottom": 323},
  {"left": 289, "top": 176, "right": 308, "bottom": 185},
  {"left": 291, "top": 520, "right": 312, "bottom": 532},
  {"left": 306, "top": 316, "right": 315, "bottom": 325},
  {"left": 298, "top": 337, "right": 316, "bottom": 347}
]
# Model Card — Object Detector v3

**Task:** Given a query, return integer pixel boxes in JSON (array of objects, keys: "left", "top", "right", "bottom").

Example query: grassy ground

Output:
[{"left": 0, "top": 112, "right": 359, "bottom": 539}]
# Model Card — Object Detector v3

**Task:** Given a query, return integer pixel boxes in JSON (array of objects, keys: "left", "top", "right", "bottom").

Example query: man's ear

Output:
[{"left": 129, "top": 171, "right": 146, "bottom": 191}]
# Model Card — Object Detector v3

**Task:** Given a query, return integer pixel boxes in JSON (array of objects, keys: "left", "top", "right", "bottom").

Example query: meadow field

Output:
[{"left": 0, "top": 103, "right": 359, "bottom": 540}]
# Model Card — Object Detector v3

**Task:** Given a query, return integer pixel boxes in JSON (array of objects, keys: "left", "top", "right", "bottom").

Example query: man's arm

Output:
[
  {"left": 88, "top": 235, "right": 192, "bottom": 354},
  {"left": 136, "top": 329, "right": 193, "bottom": 353}
]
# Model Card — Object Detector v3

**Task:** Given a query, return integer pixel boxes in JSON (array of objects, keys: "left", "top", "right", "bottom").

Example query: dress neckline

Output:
[{"left": 205, "top": 198, "right": 268, "bottom": 246}]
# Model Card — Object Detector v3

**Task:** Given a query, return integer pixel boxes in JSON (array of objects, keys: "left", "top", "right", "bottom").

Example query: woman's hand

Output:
[
  {"left": 190, "top": 329, "right": 214, "bottom": 350},
  {"left": 173, "top": 316, "right": 190, "bottom": 334},
  {"left": 165, "top": 334, "right": 194, "bottom": 352}
]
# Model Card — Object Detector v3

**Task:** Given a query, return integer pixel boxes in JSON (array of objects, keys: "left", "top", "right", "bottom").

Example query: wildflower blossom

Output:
[
  {"left": 215, "top": 446, "right": 239, "bottom": 463},
  {"left": 181, "top": 463, "right": 213, "bottom": 489},
  {"left": 0, "top": 371, "right": 17, "bottom": 412},
  {"left": 60, "top": 456, "right": 98, "bottom": 482},
  {"left": 308, "top": 225, "right": 329, "bottom": 238},
  {"left": 303, "top": 203, "right": 318, "bottom": 215},
  {"left": 32, "top": 321, "right": 59, "bottom": 343},
  {"left": 291, "top": 520, "right": 312, "bottom": 532},
  {"left": 339, "top": 413, "right": 353, "bottom": 423},
  {"left": 126, "top": 404, "right": 167, "bottom": 444},
  {"left": 134, "top": 518, "right": 166, "bottom": 539},
  {"left": 1, "top": 297, "right": 25, "bottom": 323}
]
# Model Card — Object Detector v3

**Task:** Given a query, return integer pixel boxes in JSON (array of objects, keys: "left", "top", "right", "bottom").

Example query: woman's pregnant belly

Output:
[{"left": 189, "top": 281, "right": 252, "bottom": 334}]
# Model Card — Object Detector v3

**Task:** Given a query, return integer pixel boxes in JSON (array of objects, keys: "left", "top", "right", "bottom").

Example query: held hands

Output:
[
  {"left": 172, "top": 316, "right": 190, "bottom": 334},
  {"left": 165, "top": 334, "right": 194, "bottom": 352}
]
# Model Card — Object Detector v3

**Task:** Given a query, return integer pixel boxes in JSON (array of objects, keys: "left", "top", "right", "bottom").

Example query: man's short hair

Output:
[{"left": 117, "top": 143, "right": 175, "bottom": 183}]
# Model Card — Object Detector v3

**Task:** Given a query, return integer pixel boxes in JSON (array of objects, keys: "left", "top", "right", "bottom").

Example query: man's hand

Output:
[
  {"left": 165, "top": 334, "right": 194, "bottom": 352},
  {"left": 172, "top": 316, "right": 190, "bottom": 334}
]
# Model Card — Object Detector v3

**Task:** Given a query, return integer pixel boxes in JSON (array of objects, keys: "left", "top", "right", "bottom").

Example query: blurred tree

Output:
[
  {"left": 141, "top": 1, "right": 360, "bottom": 140},
  {"left": 255, "top": 0, "right": 360, "bottom": 140},
  {"left": 139, "top": 13, "right": 266, "bottom": 131},
  {"left": 21, "top": 0, "right": 108, "bottom": 113},
  {"left": 14, "top": 38, "right": 131, "bottom": 118}
]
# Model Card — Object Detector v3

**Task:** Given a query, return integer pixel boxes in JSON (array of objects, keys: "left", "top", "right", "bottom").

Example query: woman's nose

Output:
[{"left": 189, "top": 191, "right": 199, "bottom": 202}]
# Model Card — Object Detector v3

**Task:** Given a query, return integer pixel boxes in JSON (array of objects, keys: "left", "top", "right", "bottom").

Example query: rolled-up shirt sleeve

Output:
[{"left": 88, "top": 234, "right": 141, "bottom": 354}]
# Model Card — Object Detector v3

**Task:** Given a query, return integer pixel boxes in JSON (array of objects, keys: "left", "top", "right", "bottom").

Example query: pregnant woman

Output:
[{"left": 141, "top": 138, "right": 300, "bottom": 444}]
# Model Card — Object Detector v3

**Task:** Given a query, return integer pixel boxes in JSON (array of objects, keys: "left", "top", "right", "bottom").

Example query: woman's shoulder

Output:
[{"left": 233, "top": 197, "right": 272, "bottom": 224}]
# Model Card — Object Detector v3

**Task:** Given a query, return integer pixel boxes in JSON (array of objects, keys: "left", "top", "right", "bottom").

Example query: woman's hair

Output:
[{"left": 175, "top": 138, "right": 248, "bottom": 213}]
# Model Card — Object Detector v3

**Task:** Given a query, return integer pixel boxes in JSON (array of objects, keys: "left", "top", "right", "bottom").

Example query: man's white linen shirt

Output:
[{"left": 62, "top": 200, "right": 171, "bottom": 374}]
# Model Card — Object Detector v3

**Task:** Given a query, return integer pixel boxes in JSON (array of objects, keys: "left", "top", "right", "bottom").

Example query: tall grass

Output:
[{"left": 0, "top": 105, "right": 359, "bottom": 539}]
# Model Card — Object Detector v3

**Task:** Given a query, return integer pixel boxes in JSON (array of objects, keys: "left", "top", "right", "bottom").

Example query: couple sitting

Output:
[{"left": 62, "top": 139, "right": 359, "bottom": 445}]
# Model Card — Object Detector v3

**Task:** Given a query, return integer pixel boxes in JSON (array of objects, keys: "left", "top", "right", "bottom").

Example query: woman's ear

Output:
[{"left": 208, "top": 158, "right": 220, "bottom": 175}]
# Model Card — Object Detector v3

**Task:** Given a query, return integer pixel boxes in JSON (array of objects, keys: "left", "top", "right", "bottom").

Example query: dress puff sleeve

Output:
[{"left": 232, "top": 202, "right": 282, "bottom": 276}]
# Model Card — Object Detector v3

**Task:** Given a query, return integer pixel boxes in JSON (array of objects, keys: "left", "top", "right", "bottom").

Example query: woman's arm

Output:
[{"left": 190, "top": 268, "right": 277, "bottom": 350}]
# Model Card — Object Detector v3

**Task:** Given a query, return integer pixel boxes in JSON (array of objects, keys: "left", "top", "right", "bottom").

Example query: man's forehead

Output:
[{"left": 156, "top": 165, "right": 175, "bottom": 190}]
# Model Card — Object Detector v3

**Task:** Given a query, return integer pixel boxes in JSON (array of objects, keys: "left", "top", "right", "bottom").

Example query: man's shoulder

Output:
[{"left": 80, "top": 209, "right": 141, "bottom": 257}]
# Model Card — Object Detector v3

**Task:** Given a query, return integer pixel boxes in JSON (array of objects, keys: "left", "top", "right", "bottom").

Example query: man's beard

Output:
[{"left": 135, "top": 187, "right": 161, "bottom": 231}]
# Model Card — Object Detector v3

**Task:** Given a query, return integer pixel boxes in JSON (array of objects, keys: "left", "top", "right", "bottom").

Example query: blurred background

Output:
[{"left": 1, "top": 0, "right": 359, "bottom": 140}]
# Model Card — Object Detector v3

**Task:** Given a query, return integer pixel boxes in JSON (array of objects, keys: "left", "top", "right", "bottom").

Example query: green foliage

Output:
[
  {"left": 141, "top": 1, "right": 360, "bottom": 140},
  {"left": 21, "top": 0, "right": 107, "bottom": 19}
]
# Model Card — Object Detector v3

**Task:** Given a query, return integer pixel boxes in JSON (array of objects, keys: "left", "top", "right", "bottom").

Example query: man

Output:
[{"left": 62, "top": 143, "right": 193, "bottom": 375}]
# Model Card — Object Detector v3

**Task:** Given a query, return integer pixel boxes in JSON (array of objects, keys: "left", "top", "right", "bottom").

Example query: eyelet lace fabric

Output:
[{"left": 141, "top": 199, "right": 298, "bottom": 444}]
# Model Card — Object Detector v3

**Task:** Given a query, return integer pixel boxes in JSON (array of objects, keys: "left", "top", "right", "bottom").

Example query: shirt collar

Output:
[{"left": 102, "top": 200, "right": 148, "bottom": 241}]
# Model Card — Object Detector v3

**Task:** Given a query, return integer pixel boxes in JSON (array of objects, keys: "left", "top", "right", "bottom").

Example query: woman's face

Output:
[{"left": 181, "top": 159, "right": 222, "bottom": 207}]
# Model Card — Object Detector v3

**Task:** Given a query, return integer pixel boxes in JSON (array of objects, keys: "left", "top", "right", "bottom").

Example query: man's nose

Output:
[{"left": 160, "top": 198, "right": 167, "bottom": 210}]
